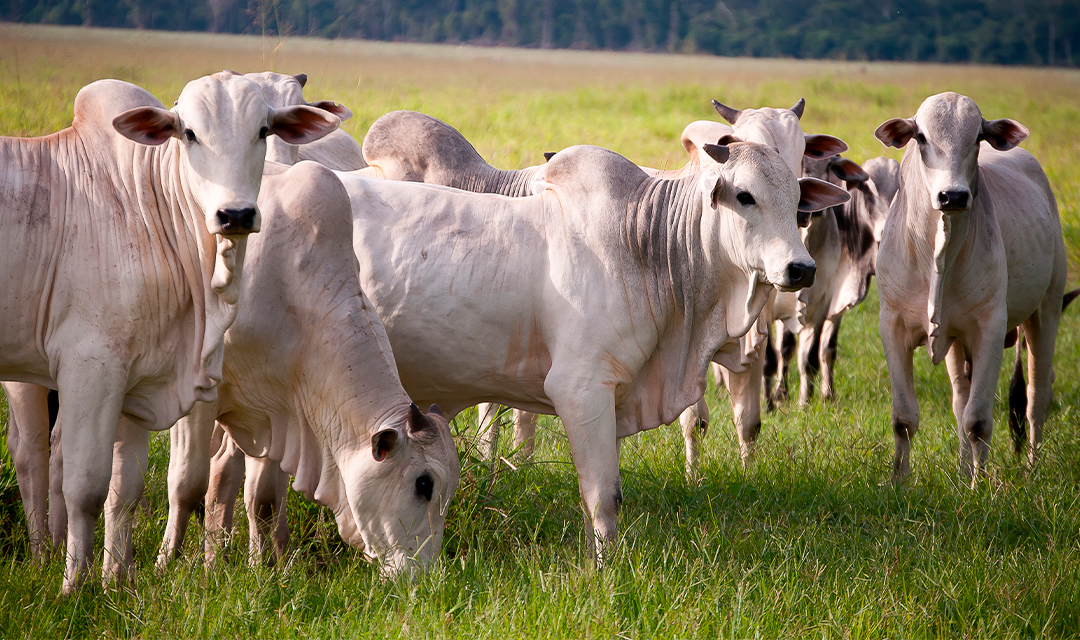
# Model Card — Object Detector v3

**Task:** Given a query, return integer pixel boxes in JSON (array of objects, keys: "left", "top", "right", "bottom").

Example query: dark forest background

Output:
[{"left": 2, "top": 0, "right": 1078, "bottom": 66}]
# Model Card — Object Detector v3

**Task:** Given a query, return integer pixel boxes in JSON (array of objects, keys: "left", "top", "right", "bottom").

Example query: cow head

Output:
[
  {"left": 244, "top": 71, "right": 353, "bottom": 165},
  {"left": 711, "top": 98, "right": 847, "bottom": 176},
  {"left": 351, "top": 403, "right": 460, "bottom": 578},
  {"left": 698, "top": 141, "right": 847, "bottom": 293},
  {"left": 875, "top": 92, "right": 1028, "bottom": 214}
]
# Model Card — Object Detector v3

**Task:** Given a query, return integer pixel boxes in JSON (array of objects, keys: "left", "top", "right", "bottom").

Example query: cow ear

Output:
[
  {"left": 829, "top": 157, "right": 869, "bottom": 184},
  {"left": 371, "top": 427, "right": 400, "bottom": 462},
  {"left": 707, "top": 174, "right": 726, "bottom": 211},
  {"left": 427, "top": 404, "right": 443, "bottom": 417},
  {"left": 716, "top": 133, "right": 741, "bottom": 146},
  {"left": 702, "top": 143, "right": 730, "bottom": 165},
  {"left": 711, "top": 99, "right": 742, "bottom": 124},
  {"left": 875, "top": 118, "right": 917, "bottom": 149},
  {"left": 268, "top": 105, "right": 340, "bottom": 144},
  {"left": 980, "top": 118, "right": 1028, "bottom": 151},
  {"left": 789, "top": 97, "right": 806, "bottom": 119},
  {"left": 543, "top": 152, "right": 557, "bottom": 162},
  {"left": 293, "top": 73, "right": 308, "bottom": 87},
  {"left": 408, "top": 402, "right": 433, "bottom": 433},
  {"left": 307, "top": 100, "right": 353, "bottom": 121},
  {"left": 803, "top": 134, "right": 848, "bottom": 158},
  {"left": 798, "top": 176, "right": 850, "bottom": 213},
  {"left": 112, "top": 107, "right": 181, "bottom": 146}
]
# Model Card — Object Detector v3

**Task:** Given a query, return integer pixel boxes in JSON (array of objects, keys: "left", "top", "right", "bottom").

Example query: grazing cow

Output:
[
  {"left": 0, "top": 73, "right": 339, "bottom": 591},
  {"left": 338, "top": 142, "right": 847, "bottom": 558},
  {"left": 874, "top": 92, "right": 1066, "bottom": 482}
]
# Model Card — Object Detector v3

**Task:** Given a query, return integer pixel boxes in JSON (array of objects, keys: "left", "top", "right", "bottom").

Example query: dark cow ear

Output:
[
  {"left": 408, "top": 402, "right": 432, "bottom": 433},
  {"left": 711, "top": 99, "right": 742, "bottom": 124},
  {"left": 268, "top": 105, "right": 339, "bottom": 144},
  {"left": 798, "top": 176, "right": 850, "bottom": 213},
  {"left": 294, "top": 73, "right": 308, "bottom": 87},
  {"left": 790, "top": 97, "right": 806, "bottom": 119},
  {"left": 829, "top": 157, "right": 869, "bottom": 183},
  {"left": 980, "top": 118, "right": 1028, "bottom": 151},
  {"left": 803, "top": 134, "right": 848, "bottom": 158},
  {"left": 709, "top": 175, "right": 725, "bottom": 211},
  {"left": 544, "top": 152, "right": 557, "bottom": 162},
  {"left": 427, "top": 404, "right": 443, "bottom": 417},
  {"left": 716, "top": 133, "right": 741, "bottom": 146},
  {"left": 307, "top": 100, "right": 352, "bottom": 121},
  {"left": 113, "top": 107, "right": 182, "bottom": 146},
  {"left": 875, "top": 118, "right": 917, "bottom": 149},
  {"left": 702, "top": 143, "right": 730, "bottom": 164},
  {"left": 371, "top": 427, "right": 399, "bottom": 462}
]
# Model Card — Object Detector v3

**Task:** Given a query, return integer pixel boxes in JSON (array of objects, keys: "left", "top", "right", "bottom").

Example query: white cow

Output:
[
  {"left": 338, "top": 142, "right": 847, "bottom": 557},
  {"left": 0, "top": 73, "right": 338, "bottom": 591},
  {"left": 874, "top": 92, "right": 1066, "bottom": 482}
]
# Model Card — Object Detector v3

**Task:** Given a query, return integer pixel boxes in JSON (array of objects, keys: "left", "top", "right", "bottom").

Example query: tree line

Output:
[{"left": 3, "top": 0, "right": 1077, "bottom": 67}]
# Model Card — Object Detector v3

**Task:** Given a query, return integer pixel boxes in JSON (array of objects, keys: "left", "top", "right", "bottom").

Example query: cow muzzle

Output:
[
  {"left": 215, "top": 207, "right": 260, "bottom": 235},
  {"left": 777, "top": 260, "right": 816, "bottom": 291},
  {"left": 936, "top": 188, "right": 971, "bottom": 212}
]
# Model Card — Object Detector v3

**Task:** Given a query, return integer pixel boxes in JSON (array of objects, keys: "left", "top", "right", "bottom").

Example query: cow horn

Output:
[
  {"left": 711, "top": 99, "right": 742, "bottom": 124},
  {"left": 702, "top": 143, "right": 730, "bottom": 164},
  {"left": 408, "top": 402, "right": 431, "bottom": 432},
  {"left": 294, "top": 73, "right": 308, "bottom": 87},
  {"left": 790, "top": 97, "right": 806, "bottom": 119}
]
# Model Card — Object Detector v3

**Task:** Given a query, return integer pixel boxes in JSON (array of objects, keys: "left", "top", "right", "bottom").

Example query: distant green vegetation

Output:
[
  {"left": 1, "top": 0, "right": 1078, "bottom": 66},
  {"left": 1, "top": 25, "right": 1080, "bottom": 638}
]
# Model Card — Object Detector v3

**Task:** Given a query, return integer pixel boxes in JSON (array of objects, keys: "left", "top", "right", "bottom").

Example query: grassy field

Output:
[{"left": 2, "top": 23, "right": 1080, "bottom": 639}]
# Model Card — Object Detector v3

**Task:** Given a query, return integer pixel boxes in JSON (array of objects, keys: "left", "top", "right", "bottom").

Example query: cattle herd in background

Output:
[{"left": 0, "top": 69, "right": 1071, "bottom": 593}]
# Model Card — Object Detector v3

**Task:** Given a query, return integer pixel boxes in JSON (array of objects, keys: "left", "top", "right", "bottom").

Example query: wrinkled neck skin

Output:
[
  {"left": 894, "top": 146, "right": 984, "bottom": 363},
  {"left": 452, "top": 164, "right": 546, "bottom": 196}
]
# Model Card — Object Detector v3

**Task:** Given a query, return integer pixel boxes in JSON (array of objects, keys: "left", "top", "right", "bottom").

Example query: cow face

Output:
[
  {"left": 700, "top": 142, "right": 847, "bottom": 292},
  {"left": 875, "top": 92, "right": 1028, "bottom": 214},
  {"left": 112, "top": 72, "right": 341, "bottom": 238},
  {"left": 351, "top": 404, "right": 460, "bottom": 578},
  {"left": 245, "top": 72, "right": 353, "bottom": 166},
  {"left": 711, "top": 98, "right": 847, "bottom": 177}
]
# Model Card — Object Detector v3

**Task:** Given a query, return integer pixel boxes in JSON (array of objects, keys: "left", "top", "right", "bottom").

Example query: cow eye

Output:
[
  {"left": 184, "top": 129, "right": 197, "bottom": 144},
  {"left": 258, "top": 126, "right": 270, "bottom": 140},
  {"left": 415, "top": 474, "right": 433, "bottom": 501},
  {"left": 736, "top": 191, "right": 756, "bottom": 206},
  {"left": 915, "top": 132, "right": 927, "bottom": 145}
]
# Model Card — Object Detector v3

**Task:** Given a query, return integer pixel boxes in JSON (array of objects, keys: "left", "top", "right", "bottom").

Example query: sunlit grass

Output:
[{"left": 1, "top": 23, "right": 1080, "bottom": 638}]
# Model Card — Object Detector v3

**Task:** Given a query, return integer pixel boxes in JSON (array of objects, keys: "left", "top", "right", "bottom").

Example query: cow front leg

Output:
[
  {"left": 546, "top": 374, "right": 620, "bottom": 565},
  {"left": 819, "top": 316, "right": 842, "bottom": 402},
  {"left": 3, "top": 382, "right": 53, "bottom": 559},
  {"left": 102, "top": 416, "right": 149, "bottom": 587},
  {"left": 49, "top": 417, "right": 67, "bottom": 552},
  {"left": 678, "top": 396, "right": 709, "bottom": 480},
  {"left": 796, "top": 325, "right": 821, "bottom": 406},
  {"left": 962, "top": 332, "right": 1006, "bottom": 487},
  {"left": 717, "top": 353, "right": 765, "bottom": 466},
  {"left": 204, "top": 427, "right": 246, "bottom": 564},
  {"left": 476, "top": 403, "right": 503, "bottom": 460},
  {"left": 1022, "top": 304, "right": 1060, "bottom": 469},
  {"left": 943, "top": 344, "right": 974, "bottom": 480},
  {"left": 157, "top": 401, "right": 218, "bottom": 568},
  {"left": 243, "top": 455, "right": 290, "bottom": 567},
  {"left": 57, "top": 361, "right": 127, "bottom": 594},
  {"left": 511, "top": 410, "right": 538, "bottom": 459},
  {"left": 880, "top": 312, "right": 920, "bottom": 481}
]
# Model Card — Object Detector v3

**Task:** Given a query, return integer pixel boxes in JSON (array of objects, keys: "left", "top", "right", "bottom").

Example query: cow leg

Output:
[
  {"left": 57, "top": 361, "right": 127, "bottom": 594},
  {"left": 204, "top": 428, "right": 246, "bottom": 564},
  {"left": 796, "top": 325, "right": 821, "bottom": 406},
  {"left": 944, "top": 344, "right": 974, "bottom": 481},
  {"left": 819, "top": 316, "right": 842, "bottom": 402},
  {"left": 49, "top": 417, "right": 67, "bottom": 552},
  {"left": 774, "top": 328, "right": 796, "bottom": 403},
  {"left": 546, "top": 373, "right": 620, "bottom": 565},
  {"left": 157, "top": 401, "right": 218, "bottom": 568},
  {"left": 3, "top": 382, "right": 52, "bottom": 559},
  {"left": 1023, "top": 302, "right": 1061, "bottom": 469},
  {"left": 762, "top": 335, "right": 778, "bottom": 413},
  {"left": 962, "top": 332, "right": 1006, "bottom": 487},
  {"left": 477, "top": 403, "right": 502, "bottom": 460},
  {"left": 678, "top": 396, "right": 709, "bottom": 480},
  {"left": 243, "top": 455, "right": 290, "bottom": 567},
  {"left": 880, "top": 312, "right": 920, "bottom": 481},
  {"left": 102, "top": 416, "right": 149, "bottom": 587},
  {"left": 511, "top": 410, "right": 538, "bottom": 459},
  {"left": 718, "top": 353, "right": 765, "bottom": 466}
]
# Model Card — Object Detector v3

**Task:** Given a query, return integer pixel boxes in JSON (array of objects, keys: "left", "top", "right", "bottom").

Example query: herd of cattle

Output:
[{"left": 0, "top": 69, "right": 1070, "bottom": 594}]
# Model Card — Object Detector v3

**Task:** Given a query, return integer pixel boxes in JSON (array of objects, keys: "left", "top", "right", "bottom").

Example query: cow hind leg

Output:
[
  {"left": 243, "top": 455, "right": 290, "bottom": 567},
  {"left": 1007, "top": 335, "right": 1028, "bottom": 456},
  {"left": 819, "top": 316, "right": 842, "bottom": 402},
  {"left": 157, "top": 402, "right": 218, "bottom": 569},
  {"left": 102, "top": 417, "right": 149, "bottom": 587},
  {"left": 678, "top": 396, "right": 709, "bottom": 481},
  {"left": 4, "top": 382, "right": 53, "bottom": 560},
  {"left": 1023, "top": 303, "right": 1061, "bottom": 469},
  {"left": 477, "top": 403, "right": 503, "bottom": 460},
  {"left": 49, "top": 418, "right": 67, "bottom": 553},
  {"left": 762, "top": 338, "right": 778, "bottom": 413},
  {"left": 796, "top": 325, "right": 821, "bottom": 406},
  {"left": 511, "top": 410, "right": 538, "bottom": 459},
  {"left": 204, "top": 429, "right": 247, "bottom": 564},
  {"left": 774, "top": 328, "right": 796, "bottom": 403}
]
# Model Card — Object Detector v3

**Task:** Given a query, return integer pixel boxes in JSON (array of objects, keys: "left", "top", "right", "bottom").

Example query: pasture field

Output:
[{"left": 2, "top": 23, "right": 1080, "bottom": 639}]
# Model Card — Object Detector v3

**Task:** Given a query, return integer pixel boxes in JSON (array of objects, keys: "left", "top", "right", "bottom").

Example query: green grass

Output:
[{"left": 2, "top": 23, "right": 1080, "bottom": 639}]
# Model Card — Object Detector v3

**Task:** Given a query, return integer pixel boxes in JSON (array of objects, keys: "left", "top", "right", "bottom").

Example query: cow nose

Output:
[
  {"left": 786, "top": 261, "right": 817, "bottom": 289},
  {"left": 215, "top": 207, "right": 257, "bottom": 234},
  {"left": 937, "top": 189, "right": 970, "bottom": 210}
]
